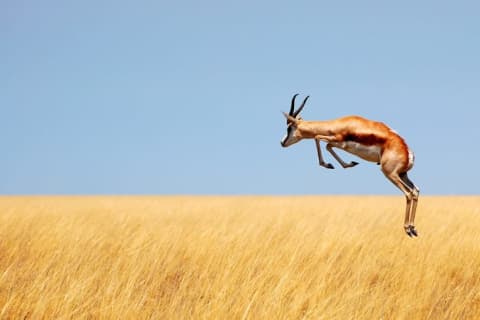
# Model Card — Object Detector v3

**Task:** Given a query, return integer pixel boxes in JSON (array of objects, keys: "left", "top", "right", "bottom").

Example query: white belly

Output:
[{"left": 334, "top": 141, "right": 382, "bottom": 163}]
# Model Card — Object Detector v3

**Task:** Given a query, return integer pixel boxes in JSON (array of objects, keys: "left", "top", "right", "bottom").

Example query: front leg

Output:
[
  {"left": 315, "top": 139, "right": 334, "bottom": 169},
  {"left": 326, "top": 143, "right": 359, "bottom": 169}
]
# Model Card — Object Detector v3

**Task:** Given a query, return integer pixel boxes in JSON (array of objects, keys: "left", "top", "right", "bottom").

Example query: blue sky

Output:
[{"left": 2, "top": 1, "right": 479, "bottom": 194}]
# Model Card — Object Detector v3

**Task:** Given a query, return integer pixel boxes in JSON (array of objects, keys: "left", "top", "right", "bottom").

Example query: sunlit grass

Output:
[{"left": 0, "top": 196, "right": 479, "bottom": 319}]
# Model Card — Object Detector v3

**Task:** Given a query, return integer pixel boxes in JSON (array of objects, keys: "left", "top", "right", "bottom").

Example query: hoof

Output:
[
  {"left": 405, "top": 226, "right": 418, "bottom": 237},
  {"left": 410, "top": 227, "right": 418, "bottom": 237},
  {"left": 320, "top": 162, "right": 335, "bottom": 169},
  {"left": 350, "top": 161, "right": 359, "bottom": 167}
]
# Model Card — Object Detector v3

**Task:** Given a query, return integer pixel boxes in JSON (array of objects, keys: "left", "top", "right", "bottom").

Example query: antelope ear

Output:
[{"left": 282, "top": 112, "right": 297, "bottom": 123}]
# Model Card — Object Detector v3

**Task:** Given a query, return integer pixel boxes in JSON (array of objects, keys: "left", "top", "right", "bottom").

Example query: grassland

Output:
[{"left": 0, "top": 196, "right": 479, "bottom": 319}]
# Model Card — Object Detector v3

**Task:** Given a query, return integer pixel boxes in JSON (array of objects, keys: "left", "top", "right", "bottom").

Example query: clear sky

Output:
[{"left": 2, "top": 1, "right": 479, "bottom": 194}]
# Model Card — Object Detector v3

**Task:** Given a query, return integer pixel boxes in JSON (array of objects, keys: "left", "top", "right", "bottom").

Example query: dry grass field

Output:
[{"left": 0, "top": 196, "right": 479, "bottom": 319}]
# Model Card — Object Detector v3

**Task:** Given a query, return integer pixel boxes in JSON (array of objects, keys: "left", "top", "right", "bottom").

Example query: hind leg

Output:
[
  {"left": 400, "top": 173, "right": 420, "bottom": 235},
  {"left": 386, "top": 173, "right": 416, "bottom": 236},
  {"left": 381, "top": 157, "right": 418, "bottom": 237}
]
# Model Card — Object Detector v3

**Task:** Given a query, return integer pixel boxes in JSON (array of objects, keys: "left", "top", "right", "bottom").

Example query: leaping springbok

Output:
[{"left": 280, "top": 94, "right": 420, "bottom": 237}]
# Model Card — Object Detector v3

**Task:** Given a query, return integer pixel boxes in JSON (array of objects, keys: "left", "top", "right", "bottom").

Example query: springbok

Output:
[{"left": 280, "top": 94, "right": 420, "bottom": 237}]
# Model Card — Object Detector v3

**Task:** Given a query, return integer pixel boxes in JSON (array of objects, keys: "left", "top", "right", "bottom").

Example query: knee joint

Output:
[{"left": 412, "top": 187, "right": 420, "bottom": 200}]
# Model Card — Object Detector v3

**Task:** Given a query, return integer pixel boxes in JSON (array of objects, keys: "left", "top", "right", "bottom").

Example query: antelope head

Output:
[{"left": 280, "top": 94, "right": 309, "bottom": 147}]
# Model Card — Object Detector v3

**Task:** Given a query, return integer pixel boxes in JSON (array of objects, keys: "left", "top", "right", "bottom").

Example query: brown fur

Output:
[
  {"left": 283, "top": 113, "right": 419, "bottom": 236},
  {"left": 294, "top": 115, "right": 411, "bottom": 170}
]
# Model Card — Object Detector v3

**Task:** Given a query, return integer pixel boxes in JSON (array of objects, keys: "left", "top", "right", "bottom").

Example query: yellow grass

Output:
[{"left": 1, "top": 196, "right": 479, "bottom": 319}]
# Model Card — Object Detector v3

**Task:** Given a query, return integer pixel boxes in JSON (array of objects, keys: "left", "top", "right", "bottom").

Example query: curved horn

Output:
[
  {"left": 290, "top": 94, "right": 299, "bottom": 115},
  {"left": 293, "top": 95, "right": 309, "bottom": 117}
]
